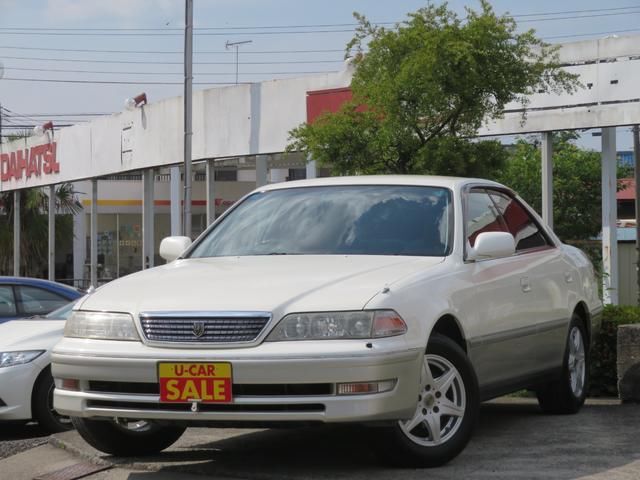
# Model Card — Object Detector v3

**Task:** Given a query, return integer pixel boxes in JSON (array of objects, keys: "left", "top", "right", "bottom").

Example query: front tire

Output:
[
  {"left": 72, "top": 417, "right": 186, "bottom": 456},
  {"left": 378, "top": 334, "right": 479, "bottom": 467},
  {"left": 536, "top": 314, "right": 588, "bottom": 414},
  {"left": 32, "top": 367, "right": 72, "bottom": 433}
]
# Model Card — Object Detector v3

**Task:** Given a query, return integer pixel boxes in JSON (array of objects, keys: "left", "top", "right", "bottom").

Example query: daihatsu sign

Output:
[{"left": 0, "top": 142, "right": 60, "bottom": 182}]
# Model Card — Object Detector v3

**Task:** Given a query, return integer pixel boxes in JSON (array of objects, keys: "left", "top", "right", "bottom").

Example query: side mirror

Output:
[
  {"left": 159, "top": 236, "right": 192, "bottom": 262},
  {"left": 468, "top": 232, "right": 515, "bottom": 260}
]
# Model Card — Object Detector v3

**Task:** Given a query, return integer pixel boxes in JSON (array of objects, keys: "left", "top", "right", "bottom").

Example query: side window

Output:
[
  {"left": 16, "top": 286, "right": 68, "bottom": 316},
  {"left": 465, "top": 188, "right": 507, "bottom": 247},
  {"left": 0, "top": 286, "right": 17, "bottom": 317},
  {"left": 488, "top": 190, "right": 550, "bottom": 251}
]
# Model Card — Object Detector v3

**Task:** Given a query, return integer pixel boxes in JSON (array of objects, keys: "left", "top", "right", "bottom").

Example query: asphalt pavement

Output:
[{"left": 1, "top": 398, "right": 640, "bottom": 480}]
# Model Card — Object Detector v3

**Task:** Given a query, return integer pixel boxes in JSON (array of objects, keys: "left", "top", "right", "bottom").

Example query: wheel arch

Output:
[
  {"left": 572, "top": 301, "right": 591, "bottom": 346},
  {"left": 429, "top": 314, "right": 467, "bottom": 354},
  {"left": 31, "top": 364, "right": 52, "bottom": 419}
]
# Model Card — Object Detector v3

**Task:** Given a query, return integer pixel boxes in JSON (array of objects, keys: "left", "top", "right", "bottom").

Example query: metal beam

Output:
[
  {"left": 633, "top": 125, "right": 640, "bottom": 305},
  {"left": 256, "top": 155, "right": 268, "bottom": 187},
  {"left": 13, "top": 190, "right": 20, "bottom": 276},
  {"left": 170, "top": 166, "right": 181, "bottom": 236},
  {"left": 142, "top": 169, "right": 155, "bottom": 269},
  {"left": 601, "top": 127, "right": 619, "bottom": 305},
  {"left": 182, "top": 0, "right": 194, "bottom": 239},
  {"left": 48, "top": 185, "right": 55, "bottom": 281},
  {"left": 541, "top": 132, "right": 554, "bottom": 228},
  {"left": 206, "top": 159, "right": 216, "bottom": 226},
  {"left": 73, "top": 201, "right": 86, "bottom": 286},
  {"left": 90, "top": 179, "right": 98, "bottom": 288},
  {"left": 306, "top": 158, "right": 317, "bottom": 179}
]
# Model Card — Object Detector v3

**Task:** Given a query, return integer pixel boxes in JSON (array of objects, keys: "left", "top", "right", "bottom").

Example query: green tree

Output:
[
  {"left": 495, "top": 133, "right": 631, "bottom": 242},
  {"left": 288, "top": 1, "right": 578, "bottom": 176},
  {"left": 0, "top": 184, "right": 82, "bottom": 277}
]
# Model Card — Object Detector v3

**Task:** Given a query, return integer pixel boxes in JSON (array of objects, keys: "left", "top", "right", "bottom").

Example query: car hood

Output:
[
  {"left": 80, "top": 255, "right": 445, "bottom": 315},
  {"left": 0, "top": 320, "right": 64, "bottom": 350}
]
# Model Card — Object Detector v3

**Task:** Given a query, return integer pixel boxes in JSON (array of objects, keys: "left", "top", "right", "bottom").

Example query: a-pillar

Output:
[
  {"left": 541, "top": 132, "right": 553, "bottom": 228},
  {"left": 90, "top": 179, "right": 98, "bottom": 288},
  {"left": 13, "top": 190, "right": 20, "bottom": 276},
  {"left": 206, "top": 159, "right": 216, "bottom": 226},
  {"left": 48, "top": 185, "right": 55, "bottom": 281},
  {"left": 256, "top": 155, "right": 268, "bottom": 187},
  {"left": 601, "top": 127, "right": 619, "bottom": 305},
  {"left": 142, "top": 169, "right": 155, "bottom": 269}
]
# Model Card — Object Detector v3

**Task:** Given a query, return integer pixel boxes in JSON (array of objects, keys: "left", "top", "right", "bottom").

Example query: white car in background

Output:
[
  {"left": 0, "top": 301, "right": 77, "bottom": 432},
  {"left": 52, "top": 176, "right": 602, "bottom": 467}
]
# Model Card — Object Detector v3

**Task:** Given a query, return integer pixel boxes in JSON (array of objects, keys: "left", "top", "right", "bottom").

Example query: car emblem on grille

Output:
[{"left": 192, "top": 321, "right": 206, "bottom": 338}]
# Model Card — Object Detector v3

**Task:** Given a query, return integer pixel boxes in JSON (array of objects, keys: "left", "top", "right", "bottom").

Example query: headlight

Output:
[
  {"left": 266, "top": 310, "right": 407, "bottom": 341},
  {"left": 64, "top": 311, "right": 140, "bottom": 341},
  {"left": 0, "top": 350, "right": 44, "bottom": 368}
]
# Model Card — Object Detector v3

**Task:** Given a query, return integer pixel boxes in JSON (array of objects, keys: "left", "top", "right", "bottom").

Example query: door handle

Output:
[{"left": 520, "top": 277, "right": 532, "bottom": 293}]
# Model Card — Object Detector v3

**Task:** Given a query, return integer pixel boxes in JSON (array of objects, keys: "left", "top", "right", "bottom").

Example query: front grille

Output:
[
  {"left": 87, "top": 400, "right": 325, "bottom": 413},
  {"left": 139, "top": 312, "right": 270, "bottom": 343},
  {"left": 88, "top": 381, "right": 334, "bottom": 397}
]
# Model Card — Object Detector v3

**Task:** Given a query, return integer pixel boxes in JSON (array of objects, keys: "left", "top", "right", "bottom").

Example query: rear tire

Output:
[
  {"left": 72, "top": 417, "right": 185, "bottom": 456},
  {"left": 536, "top": 314, "right": 588, "bottom": 414},
  {"left": 376, "top": 334, "right": 479, "bottom": 467}
]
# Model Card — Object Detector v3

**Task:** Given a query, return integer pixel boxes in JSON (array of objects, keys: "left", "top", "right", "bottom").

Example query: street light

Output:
[{"left": 225, "top": 40, "right": 253, "bottom": 84}]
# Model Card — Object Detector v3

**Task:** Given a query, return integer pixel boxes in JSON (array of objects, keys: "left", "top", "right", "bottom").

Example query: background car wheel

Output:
[
  {"left": 32, "top": 367, "right": 72, "bottom": 433},
  {"left": 71, "top": 417, "right": 186, "bottom": 456},
  {"left": 377, "top": 333, "right": 479, "bottom": 468},
  {"left": 536, "top": 314, "right": 588, "bottom": 414}
]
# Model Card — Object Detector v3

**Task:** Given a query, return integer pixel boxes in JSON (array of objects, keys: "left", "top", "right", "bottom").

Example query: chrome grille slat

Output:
[{"left": 139, "top": 313, "right": 270, "bottom": 343}]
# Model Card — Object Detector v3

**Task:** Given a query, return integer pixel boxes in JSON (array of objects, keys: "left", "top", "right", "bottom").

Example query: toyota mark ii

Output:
[{"left": 52, "top": 175, "right": 601, "bottom": 467}]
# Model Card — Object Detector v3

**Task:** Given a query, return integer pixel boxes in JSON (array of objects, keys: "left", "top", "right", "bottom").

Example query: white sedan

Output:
[
  {"left": 0, "top": 301, "right": 76, "bottom": 432},
  {"left": 52, "top": 176, "right": 601, "bottom": 466}
]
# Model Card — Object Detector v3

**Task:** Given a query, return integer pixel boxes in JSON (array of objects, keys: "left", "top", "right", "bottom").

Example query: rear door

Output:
[{"left": 0, "top": 285, "right": 18, "bottom": 323}]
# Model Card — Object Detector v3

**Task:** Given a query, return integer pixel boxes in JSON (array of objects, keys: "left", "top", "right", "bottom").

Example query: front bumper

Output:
[
  {"left": 0, "top": 362, "right": 42, "bottom": 421},
  {"left": 52, "top": 338, "right": 424, "bottom": 424}
]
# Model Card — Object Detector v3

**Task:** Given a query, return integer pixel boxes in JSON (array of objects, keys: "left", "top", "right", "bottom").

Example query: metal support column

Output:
[
  {"left": 48, "top": 185, "right": 55, "bottom": 281},
  {"left": 541, "top": 132, "right": 553, "bottom": 228},
  {"left": 601, "top": 127, "right": 619, "bottom": 305},
  {"left": 72, "top": 200, "right": 86, "bottom": 285},
  {"left": 182, "top": 0, "right": 194, "bottom": 239},
  {"left": 256, "top": 155, "right": 268, "bottom": 187},
  {"left": 90, "top": 179, "right": 98, "bottom": 288},
  {"left": 206, "top": 159, "right": 216, "bottom": 226},
  {"left": 633, "top": 125, "right": 640, "bottom": 305},
  {"left": 142, "top": 169, "right": 155, "bottom": 269},
  {"left": 306, "top": 157, "right": 317, "bottom": 179},
  {"left": 170, "top": 166, "right": 181, "bottom": 236},
  {"left": 13, "top": 190, "right": 20, "bottom": 276}
]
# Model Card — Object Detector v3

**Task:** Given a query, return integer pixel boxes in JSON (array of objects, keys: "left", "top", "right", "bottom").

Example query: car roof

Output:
[
  {"left": 256, "top": 175, "right": 506, "bottom": 192},
  {"left": 0, "top": 277, "right": 82, "bottom": 299}
]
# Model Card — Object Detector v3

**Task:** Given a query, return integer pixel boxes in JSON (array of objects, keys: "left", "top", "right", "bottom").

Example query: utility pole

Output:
[
  {"left": 633, "top": 125, "right": 640, "bottom": 305},
  {"left": 225, "top": 40, "right": 252, "bottom": 84},
  {"left": 183, "top": 0, "right": 193, "bottom": 238}
]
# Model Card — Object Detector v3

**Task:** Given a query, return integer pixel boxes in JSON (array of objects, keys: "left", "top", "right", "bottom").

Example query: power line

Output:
[
  {"left": 542, "top": 27, "right": 640, "bottom": 40},
  {"left": 0, "top": 55, "right": 343, "bottom": 65},
  {"left": 0, "top": 45, "right": 345, "bottom": 55},
  {"left": 6, "top": 66, "right": 333, "bottom": 76},
  {"left": 518, "top": 9, "right": 640, "bottom": 23},
  {"left": 0, "top": 28, "right": 357, "bottom": 37},
  {"left": 1, "top": 77, "right": 257, "bottom": 85}
]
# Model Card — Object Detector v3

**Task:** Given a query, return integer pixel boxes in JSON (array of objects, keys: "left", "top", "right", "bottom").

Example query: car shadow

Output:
[
  {"left": 0, "top": 422, "right": 50, "bottom": 441},
  {"left": 101, "top": 400, "right": 640, "bottom": 479}
]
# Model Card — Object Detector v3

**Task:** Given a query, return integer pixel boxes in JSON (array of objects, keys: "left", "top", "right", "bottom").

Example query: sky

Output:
[{"left": 1, "top": 0, "right": 639, "bottom": 150}]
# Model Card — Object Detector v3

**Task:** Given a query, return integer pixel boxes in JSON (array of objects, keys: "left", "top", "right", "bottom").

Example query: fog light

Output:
[
  {"left": 337, "top": 379, "right": 396, "bottom": 395},
  {"left": 59, "top": 378, "right": 80, "bottom": 391}
]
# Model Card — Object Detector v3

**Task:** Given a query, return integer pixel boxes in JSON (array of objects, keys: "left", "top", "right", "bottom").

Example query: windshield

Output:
[
  {"left": 189, "top": 185, "right": 453, "bottom": 257},
  {"left": 43, "top": 300, "right": 77, "bottom": 320}
]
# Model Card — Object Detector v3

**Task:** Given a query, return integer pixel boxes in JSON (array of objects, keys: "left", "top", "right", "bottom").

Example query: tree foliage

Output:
[
  {"left": 0, "top": 185, "right": 82, "bottom": 277},
  {"left": 495, "top": 133, "right": 631, "bottom": 241},
  {"left": 288, "top": 1, "right": 579, "bottom": 176}
]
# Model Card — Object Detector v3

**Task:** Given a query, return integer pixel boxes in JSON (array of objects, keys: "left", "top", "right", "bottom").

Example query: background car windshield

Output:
[{"left": 189, "top": 185, "right": 452, "bottom": 257}]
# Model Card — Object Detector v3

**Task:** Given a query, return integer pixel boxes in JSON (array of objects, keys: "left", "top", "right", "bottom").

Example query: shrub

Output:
[{"left": 589, "top": 305, "right": 640, "bottom": 397}]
